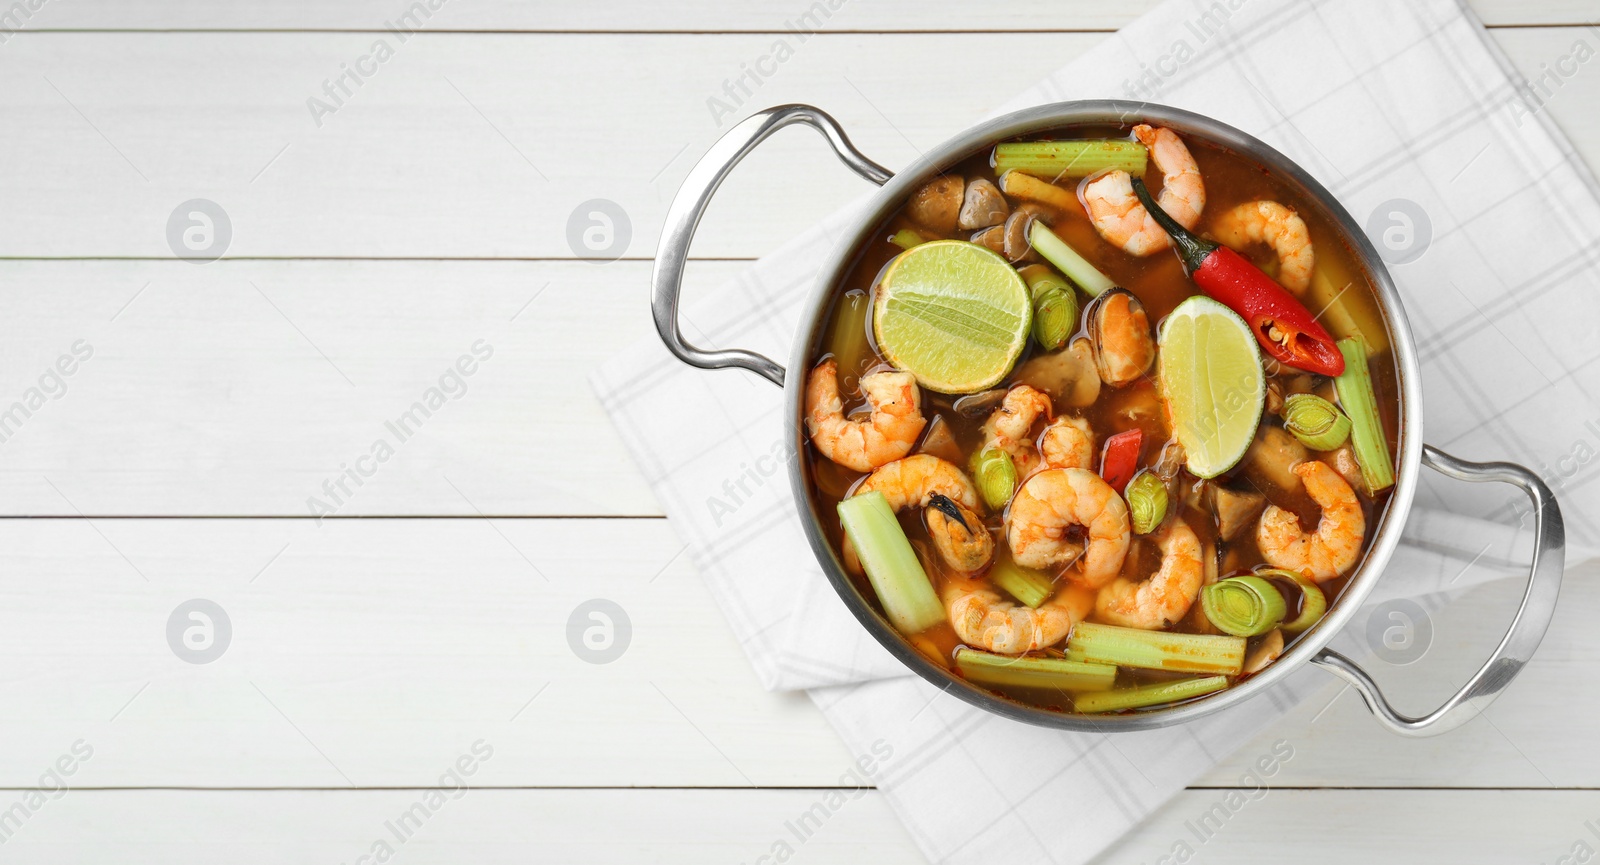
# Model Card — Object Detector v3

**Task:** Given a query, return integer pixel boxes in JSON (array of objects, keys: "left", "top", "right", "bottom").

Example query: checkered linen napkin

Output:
[{"left": 594, "top": 0, "right": 1600, "bottom": 860}]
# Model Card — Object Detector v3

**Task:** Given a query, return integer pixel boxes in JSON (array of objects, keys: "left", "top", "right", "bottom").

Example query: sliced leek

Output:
[
  {"left": 1282, "top": 393, "right": 1351, "bottom": 451},
  {"left": 1019, "top": 263, "right": 1079, "bottom": 351},
  {"left": 1260, "top": 568, "right": 1328, "bottom": 633},
  {"left": 971, "top": 446, "right": 1018, "bottom": 511},
  {"left": 1124, "top": 470, "right": 1168, "bottom": 535},
  {"left": 1200, "top": 576, "right": 1287, "bottom": 637}
]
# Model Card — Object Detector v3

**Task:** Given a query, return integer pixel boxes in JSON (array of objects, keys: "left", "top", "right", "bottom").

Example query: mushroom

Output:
[
  {"left": 1014, "top": 337, "right": 1101, "bottom": 408},
  {"left": 1002, "top": 205, "right": 1048, "bottom": 263},
  {"left": 971, "top": 225, "right": 1006, "bottom": 256},
  {"left": 907, "top": 176, "right": 963, "bottom": 234},
  {"left": 1329, "top": 443, "right": 1373, "bottom": 498},
  {"left": 1243, "top": 425, "right": 1308, "bottom": 495},
  {"left": 1153, "top": 438, "right": 1188, "bottom": 483},
  {"left": 1211, "top": 484, "right": 1267, "bottom": 541},
  {"left": 958, "top": 178, "right": 1010, "bottom": 230},
  {"left": 952, "top": 389, "right": 1009, "bottom": 419},
  {"left": 916, "top": 414, "right": 965, "bottom": 463},
  {"left": 1265, "top": 380, "right": 1285, "bottom": 416},
  {"left": 1243, "top": 629, "right": 1285, "bottom": 674},
  {"left": 1088, "top": 288, "right": 1156, "bottom": 387}
]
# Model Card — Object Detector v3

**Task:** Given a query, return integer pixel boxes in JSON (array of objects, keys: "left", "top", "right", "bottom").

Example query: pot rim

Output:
[{"left": 783, "top": 100, "right": 1423, "bottom": 731}]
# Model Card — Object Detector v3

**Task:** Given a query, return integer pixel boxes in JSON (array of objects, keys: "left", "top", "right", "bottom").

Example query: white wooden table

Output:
[{"left": 0, "top": 2, "right": 1597, "bottom": 861}]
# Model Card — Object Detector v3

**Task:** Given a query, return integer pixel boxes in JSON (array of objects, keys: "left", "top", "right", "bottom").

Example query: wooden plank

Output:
[
  {"left": 1101, "top": 788, "right": 1600, "bottom": 864},
  {"left": 8, "top": 0, "right": 1591, "bottom": 31},
  {"left": 0, "top": 32, "right": 1097, "bottom": 259},
  {"left": 0, "top": 789, "right": 927, "bottom": 865},
  {"left": 0, "top": 518, "right": 857, "bottom": 788},
  {"left": 0, "top": 787, "right": 1589, "bottom": 863},
  {"left": 0, "top": 259, "right": 744, "bottom": 516},
  {"left": 0, "top": 30, "right": 1590, "bottom": 259},
  {"left": 0, "top": 516, "right": 1592, "bottom": 790}
]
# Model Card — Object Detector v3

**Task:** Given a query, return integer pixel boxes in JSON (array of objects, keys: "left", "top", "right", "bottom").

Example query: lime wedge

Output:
[
  {"left": 873, "top": 240, "right": 1031, "bottom": 394},
  {"left": 1158, "top": 296, "right": 1265, "bottom": 478}
]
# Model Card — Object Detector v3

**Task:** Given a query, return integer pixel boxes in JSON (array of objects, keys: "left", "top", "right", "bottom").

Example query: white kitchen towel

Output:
[{"left": 593, "top": 0, "right": 1600, "bottom": 861}]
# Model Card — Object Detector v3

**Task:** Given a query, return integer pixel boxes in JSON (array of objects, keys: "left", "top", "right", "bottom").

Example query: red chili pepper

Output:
[
  {"left": 1099, "top": 428, "right": 1142, "bottom": 494},
  {"left": 1131, "top": 178, "right": 1344, "bottom": 377}
]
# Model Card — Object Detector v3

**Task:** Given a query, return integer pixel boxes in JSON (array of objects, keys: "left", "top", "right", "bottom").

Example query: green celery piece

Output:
[
  {"left": 837, "top": 492, "right": 945, "bottom": 634},
  {"left": 955, "top": 648, "right": 1117, "bottom": 692},
  {"left": 1067, "top": 622, "right": 1245, "bottom": 675},
  {"left": 1075, "top": 675, "right": 1229, "bottom": 713},
  {"left": 1332, "top": 336, "right": 1395, "bottom": 492}
]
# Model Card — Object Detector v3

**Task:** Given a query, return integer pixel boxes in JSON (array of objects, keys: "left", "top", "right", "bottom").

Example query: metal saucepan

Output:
[{"left": 651, "top": 101, "right": 1564, "bottom": 735}]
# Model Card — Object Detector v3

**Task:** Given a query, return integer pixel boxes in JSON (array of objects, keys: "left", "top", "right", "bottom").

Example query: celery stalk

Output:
[
  {"left": 1075, "top": 676, "right": 1229, "bottom": 713},
  {"left": 1309, "top": 260, "right": 1388, "bottom": 357},
  {"left": 1030, "top": 221, "right": 1115, "bottom": 297},
  {"left": 837, "top": 492, "right": 945, "bottom": 635},
  {"left": 955, "top": 648, "right": 1117, "bottom": 692},
  {"left": 987, "top": 556, "right": 1054, "bottom": 609},
  {"left": 1067, "top": 622, "right": 1245, "bottom": 675},
  {"left": 994, "top": 140, "right": 1147, "bottom": 178},
  {"left": 1332, "top": 337, "right": 1395, "bottom": 492}
]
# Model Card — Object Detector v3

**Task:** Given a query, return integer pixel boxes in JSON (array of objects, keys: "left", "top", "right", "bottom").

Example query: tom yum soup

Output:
[{"left": 805, "top": 123, "right": 1401, "bottom": 715}]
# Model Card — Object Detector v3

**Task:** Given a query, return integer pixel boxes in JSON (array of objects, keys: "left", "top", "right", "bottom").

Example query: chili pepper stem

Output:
[{"left": 1130, "top": 177, "right": 1215, "bottom": 273}]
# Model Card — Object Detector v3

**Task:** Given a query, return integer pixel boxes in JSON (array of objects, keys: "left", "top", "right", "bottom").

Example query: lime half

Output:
[
  {"left": 1158, "top": 295, "right": 1265, "bottom": 478},
  {"left": 873, "top": 240, "right": 1031, "bottom": 394}
]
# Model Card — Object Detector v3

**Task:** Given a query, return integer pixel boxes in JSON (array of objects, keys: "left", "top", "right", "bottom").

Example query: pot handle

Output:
[
  {"left": 651, "top": 105, "right": 893, "bottom": 388},
  {"left": 1310, "top": 444, "right": 1565, "bottom": 737}
]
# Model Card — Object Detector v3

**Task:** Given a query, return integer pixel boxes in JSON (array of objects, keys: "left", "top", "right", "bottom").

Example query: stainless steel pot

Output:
[{"left": 651, "top": 101, "right": 1565, "bottom": 735}]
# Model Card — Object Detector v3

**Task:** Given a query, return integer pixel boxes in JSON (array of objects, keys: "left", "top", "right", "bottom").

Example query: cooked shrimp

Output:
[
  {"left": 1040, "top": 416, "right": 1094, "bottom": 470},
  {"left": 848, "top": 454, "right": 991, "bottom": 573},
  {"left": 805, "top": 359, "right": 925, "bottom": 472},
  {"left": 944, "top": 577, "right": 1094, "bottom": 653},
  {"left": 1256, "top": 460, "right": 1365, "bottom": 581},
  {"left": 1095, "top": 518, "right": 1205, "bottom": 629},
  {"left": 1082, "top": 125, "right": 1205, "bottom": 256},
  {"left": 1211, "top": 201, "right": 1314, "bottom": 294},
  {"left": 979, "top": 385, "right": 1053, "bottom": 477},
  {"left": 1007, "top": 468, "right": 1130, "bottom": 587}
]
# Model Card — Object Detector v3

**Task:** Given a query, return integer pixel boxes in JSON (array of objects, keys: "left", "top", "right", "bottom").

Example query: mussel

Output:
[{"left": 1087, "top": 288, "right": 1156, "bottom": 387}]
